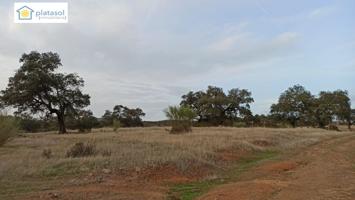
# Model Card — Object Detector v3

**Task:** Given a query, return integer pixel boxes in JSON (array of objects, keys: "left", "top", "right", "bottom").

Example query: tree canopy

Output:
[
  {"left": 101, "top": 105, "right": 145, "bottom": 127},
  {"left": 0, "top": 51, "right": 90, "bottom": 133},
  {"left": 180, "top": 86, "right": 254, "bottom": 125},
  {"left": 271, "top": 85, "right": 352, "bottom": 129},
  {"left": 270, "top": 85, "right": 314, "bottom": 127}
]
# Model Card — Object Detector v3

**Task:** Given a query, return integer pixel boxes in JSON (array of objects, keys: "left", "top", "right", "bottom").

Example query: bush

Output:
[
  {"left": 77, "top": 115, "right": 99, "bottom": 133},
  {"left": 170, "top": 120, "right": 192, "bottom": 133},
  {"left": 66, "top": 142, "right": 97, "bottom": 158},
  {"left": 113, "top": 119, "right": 121, "bottom": 132},
  {"left": 66, "top": 110, "right": 99, "bottom": 133},
  {"left": 0, "top": 114, "right": 18, "bottom": 146},
  {"left": 165, "top": 106, "right": 196, "bottom": 134},
  {"left": 233, "top": 121, "right": 247, "bottom": 128},
  {"left": 328, "top": 124, "right": 340, "bottom": 131},
  {"left": 42, "top": 149, "right": 52, "bottom": 159},
  {"left": 18, "top": 116, "right": 42, "bottom": 133}
]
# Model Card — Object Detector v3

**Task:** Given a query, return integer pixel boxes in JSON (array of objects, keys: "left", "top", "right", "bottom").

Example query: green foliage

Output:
[
  {"left": 101, "top": 110, "right": 113, "bottom": 127},
  {"left": 315, "top": 90, "right": 352, "bottom": 129},
  {"left": 66, "top": 142, "right": 97, "bottom": 158},
  {"left": 0, "top": 51, "right": 90, "bottom": 134},
  {"left": 165, "top": 106, "right": 197, "bottom": 133},
  {"left": 74, "top": 110, "right": 99, "bottom": 133},
  {"left": 17, "top": 115, "right": 42, "bottom": 133},
  {"left": 113, "top": 105, "right": 145, "bottom": 127},
  {"left": 101, "top": 105, "right": 145, "bottom": 127},
  {"left": 270, "top": 85, "right": 314, "bottom": 128},
  {"left": 270, "top": 85, "right": 352, "bottom": 129},
  {"left": 180, "top": 86, "right": 254, "bottom": 126},
  {"left": 233, "top": 121, "right": 247, "bottom": 128},
  {"left": 0, "top": 114, "right": 18, "bottom": 146},
  {"left": 165, "top": 105, "right": 197, "bottom": 121}
]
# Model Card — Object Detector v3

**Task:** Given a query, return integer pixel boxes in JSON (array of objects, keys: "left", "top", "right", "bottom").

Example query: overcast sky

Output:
[{"left": 0, "top": 0, "right": 354, "bottom": 120}]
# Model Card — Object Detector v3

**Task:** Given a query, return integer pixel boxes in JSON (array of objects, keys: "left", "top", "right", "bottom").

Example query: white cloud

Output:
[
  {"left": 0, "top": 1, "right": 320, "bottom": 120},
  {"left": 309, "top": 6, "right": 336, "bottom": 19},
  {"left": 208, "top": 33, "right": 251, "bottom": 51}
]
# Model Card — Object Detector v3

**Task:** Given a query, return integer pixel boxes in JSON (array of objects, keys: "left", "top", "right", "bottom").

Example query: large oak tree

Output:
[
  {"left": 180, "top": 86, "right": 254, "bottom": 125},
  {"left": 315, "top": 90, "right": 352, "bottom": 129},
  {"left": 270, "top": 85, "right": 314, "bottom": 128},
  {"left": 0, "top": 51, "right": 90, "bottom": 134}
]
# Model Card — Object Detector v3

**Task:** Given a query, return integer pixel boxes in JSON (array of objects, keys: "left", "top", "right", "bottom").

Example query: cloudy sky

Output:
[{"left": 0, "top": 0, "right": 354, "bottom": 120}]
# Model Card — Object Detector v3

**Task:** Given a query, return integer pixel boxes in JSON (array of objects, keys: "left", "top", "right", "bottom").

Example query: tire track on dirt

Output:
[{"left": 199, "top": 134, "right": 355, "bottom": 200}]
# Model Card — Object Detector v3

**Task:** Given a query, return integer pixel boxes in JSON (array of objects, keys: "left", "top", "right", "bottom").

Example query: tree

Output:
[
  {"left": 226, "top": 88, "right": 254, "bottom": 124},
  {"left": 164, "top": 105, "right": 197, "bottom": 133},
  {"left": 315, "top": 90, "right": 352, "bottom": 129},
  {"left": 113, "top": 105, "right": 146, "bottom": 127},
  {"left": 180, "top": 86, "right": 254, "bottom": 125},
  {"left": 101, "top": 105, "right": 145, "bottom": 127},
  {"left": 270, "top": 85, "right": 314, "bottom": 128},
  {"left": 0, "top": 51, "right": 90, "bottom": 134},
  {"left": 101, "top": 110, "right": 113, "bottom": 127}
]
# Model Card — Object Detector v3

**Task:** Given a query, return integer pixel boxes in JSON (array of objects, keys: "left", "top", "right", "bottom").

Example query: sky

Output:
[{"left": 0, "top": 0, "right": 354, "bottom": 120}]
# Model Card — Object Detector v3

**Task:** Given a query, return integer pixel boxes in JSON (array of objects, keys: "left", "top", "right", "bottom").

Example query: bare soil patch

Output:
[{"left": 199, "top": 134, "right": 355, "bottom": 200}]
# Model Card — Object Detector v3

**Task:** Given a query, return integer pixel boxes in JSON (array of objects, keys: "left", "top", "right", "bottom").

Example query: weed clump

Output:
[
  {"left": 101, "top": 149, "right": 112, "bottom": 157},
  {"left": 66, "top": 142, "right": 97, "bottom": 158},
  {"left": 42, "top": 149, "right": 52, "bottom": 159}
]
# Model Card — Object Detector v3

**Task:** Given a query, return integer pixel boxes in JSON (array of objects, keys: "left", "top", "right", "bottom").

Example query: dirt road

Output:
[{"left": 199, "top": 134, "right": 355, "bottom": 200}]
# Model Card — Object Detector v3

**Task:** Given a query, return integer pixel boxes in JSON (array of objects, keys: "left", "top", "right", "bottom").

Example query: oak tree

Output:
[{"left": 0, "top": 51, "right": 90, "bottom": 134}]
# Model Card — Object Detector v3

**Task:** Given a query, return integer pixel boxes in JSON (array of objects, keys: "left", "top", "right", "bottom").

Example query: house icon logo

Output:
[{"left": 16, "top": 6, "right": 34, "bottom": 20}]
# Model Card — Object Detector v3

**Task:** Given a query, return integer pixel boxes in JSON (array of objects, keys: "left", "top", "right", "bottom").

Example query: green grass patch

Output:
[
  {"left": 0, "top": 179, "right": 60, "bottom": 200},
  {"left": 40, "top": 160, "right": 94, "bottom": 177},
  {"left": 167, "top": 150, "right": 279, "bottom": 200}
]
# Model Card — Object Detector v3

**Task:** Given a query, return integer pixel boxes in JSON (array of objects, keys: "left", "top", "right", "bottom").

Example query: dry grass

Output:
[{"left": 0, "top": 127, "right": 348, "bottom": 182}]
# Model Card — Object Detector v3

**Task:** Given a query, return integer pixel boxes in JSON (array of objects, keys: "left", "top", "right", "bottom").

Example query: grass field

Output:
[{"left": 0, "top": 127, "right": 348, "bottom": 199}]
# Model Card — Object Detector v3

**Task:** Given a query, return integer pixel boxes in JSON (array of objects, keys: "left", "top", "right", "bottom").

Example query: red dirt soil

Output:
[
  {"left": 24, "top": 163, "right": 210, "bottom": 200},
  {"left": 22, "top": 134, "right": 355, "bottom": 200},
  {"left": 199, "top": 134, "right": 355, "bottom": 200}
]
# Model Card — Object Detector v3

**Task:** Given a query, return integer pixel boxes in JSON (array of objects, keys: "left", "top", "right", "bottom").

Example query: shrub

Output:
[
  {"left": 18, "top": 116, "right": 42, "bottom": 133},
  {"left": 76, "top": 113, "right": 99, "bottom": 133},
  {"left": 66, "top": 110, "right": 99, "bottom": 133},
  {"left": 233, "top": 122, "right": 247, "bottom": 128},
  {"left": 328, "top": 124, "right": 340, "bottom": 131},
  {"left": 165, "top": 106, "right": 196, "bottom": 134},
  {"left": 0, "top": 114, "right": 18, "bottom": 146},
  {"left": 66, "top": 142, "right": 97, "bottom": 158},
  {"left": 170, "top": 120, "right": 192, "bottom": 133},
  {"left": 42, "top": 149, "right": 52, "bottom": 159},
  {"left": 113, "top": 119, "right": 121, "bottom": 132}
]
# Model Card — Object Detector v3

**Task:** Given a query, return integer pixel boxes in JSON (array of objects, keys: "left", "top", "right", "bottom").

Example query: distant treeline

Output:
[
  {"left": 149, "top": 85, "right": 355, "bottom": 130},
  {"left": 0, "top": 51, "right": 354, "bottom": 134}
]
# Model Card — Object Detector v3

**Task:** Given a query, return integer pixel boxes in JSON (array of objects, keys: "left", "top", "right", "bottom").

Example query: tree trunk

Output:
[
  {"left": 290, "top": 119, "right": 296, "bottom": 128},
  {"left": 57, "top": 113, "right": 67, "bottom": 134},
  {"left": 348, "top": 119, "right": 352, "bottom": 130}
]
